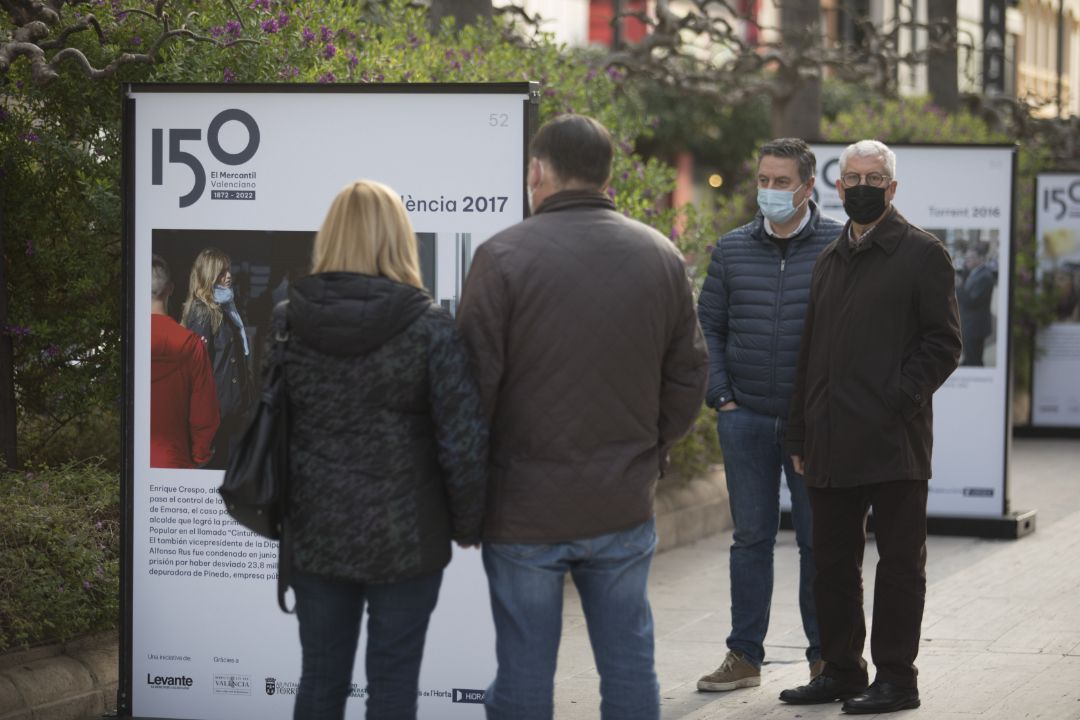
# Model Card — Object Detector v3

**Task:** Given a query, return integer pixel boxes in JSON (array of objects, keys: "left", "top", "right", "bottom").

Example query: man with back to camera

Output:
[
  {"left": 779, "top": 140, "right": 961, "bottom": 714},
  {"left": 456, "top": 114, "right": 708, "bottom": 720},
  {"left": 695, "top": 138, "right": 841, "bottom": 693},
  {"left": 150, "top": 254, "right": 220, "bottom": 468}
]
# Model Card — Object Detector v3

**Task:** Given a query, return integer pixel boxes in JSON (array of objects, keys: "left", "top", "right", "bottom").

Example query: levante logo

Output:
[
  {"left": 146, "top": 673, "right": 193, "bottom": 689},
  {"left": 151, "top": 108, "right": 261, "bottom": 208}
]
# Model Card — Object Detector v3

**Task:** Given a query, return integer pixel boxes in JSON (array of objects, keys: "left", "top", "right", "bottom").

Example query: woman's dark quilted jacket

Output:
[{"left": 274, "top": 272, "right": 487, "bottom": 584}]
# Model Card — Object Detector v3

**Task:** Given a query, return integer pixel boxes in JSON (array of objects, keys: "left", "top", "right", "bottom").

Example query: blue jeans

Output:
[
  {"left": 717, "top": 405, "right": 820, "bottom": 667},
  {"left": 292, "top": 569, "right": 443, "bottom": 720},
  {"left": 483, "top": 518, "right": 660, "bottom": 720}
]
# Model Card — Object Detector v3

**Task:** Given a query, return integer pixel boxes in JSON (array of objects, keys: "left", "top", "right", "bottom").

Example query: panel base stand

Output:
[
  {"left": 780, "top": 509, "right": 1036, "bottom": 539},
  {"left": 1013, "top": 425, "right": 1080, "bottom": 439}
]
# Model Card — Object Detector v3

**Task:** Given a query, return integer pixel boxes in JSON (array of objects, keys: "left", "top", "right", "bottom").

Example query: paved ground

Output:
[{"left": 553, "top": 437, "right": 1080, "bottom": 719}]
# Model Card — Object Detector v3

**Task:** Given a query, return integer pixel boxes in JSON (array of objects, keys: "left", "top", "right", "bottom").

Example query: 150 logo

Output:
[
  {"left": 152, "top": 109, "right": 260, "bottom": 208},
  {"left": 1043, "top": 178, "right": 1080, "bottom": 221}
]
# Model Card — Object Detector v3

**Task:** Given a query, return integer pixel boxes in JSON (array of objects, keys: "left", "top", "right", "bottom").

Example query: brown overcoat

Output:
[
  {"left": 457, "top": 190, "right": 708, "bottom": 542},
  {"left": 785, "top": 206, "right": 962, "bottom": 487}
]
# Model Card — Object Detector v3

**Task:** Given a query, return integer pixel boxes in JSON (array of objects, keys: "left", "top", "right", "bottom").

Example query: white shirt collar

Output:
[{"left": 763, "top": 207, "right": 812, "bottom": 239}]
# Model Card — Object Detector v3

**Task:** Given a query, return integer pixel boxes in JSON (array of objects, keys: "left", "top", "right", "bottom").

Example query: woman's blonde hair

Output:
[
  {"left": 311, "top": 180, "right": 423, "bottom": 289},
  {"left": 181, "top": 247, "right": 230, "bottom": 333}
]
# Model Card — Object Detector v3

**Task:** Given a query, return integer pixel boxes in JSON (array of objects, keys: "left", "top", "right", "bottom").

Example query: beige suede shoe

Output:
[{"left": 697, "top": 650, "right": 761, "bottom": 691}]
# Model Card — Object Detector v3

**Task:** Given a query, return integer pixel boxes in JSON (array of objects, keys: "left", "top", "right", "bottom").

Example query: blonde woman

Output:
[
  {"left": 181, "top": 247, "right": 254, "bottom": 468},
  {"left": 277, "top": 180, "right": 487, "bottom": 720}
]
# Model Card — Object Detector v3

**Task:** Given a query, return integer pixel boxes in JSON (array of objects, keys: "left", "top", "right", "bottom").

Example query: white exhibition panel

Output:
[
  {"left": 126, "top": 85, "right": 532, "bottom": 719},
  {"left": 779, "top": 145, "right": 1014, "bottom": 518},
  {"left": 1032, "top": 173, "right": 1080, "bottom": 428}
]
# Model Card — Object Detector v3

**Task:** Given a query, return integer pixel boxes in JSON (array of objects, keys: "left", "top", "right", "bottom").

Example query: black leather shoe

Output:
[
  {"left": 841, "top": 681, "right": 920, "bottom": 714},
  {"left": 779, "top": 674, "right": 868, "bottom": 705}
]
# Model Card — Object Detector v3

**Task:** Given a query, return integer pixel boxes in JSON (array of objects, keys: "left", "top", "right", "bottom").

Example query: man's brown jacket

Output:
[
  {"left": 457, "top": 190, "right": 708, "bottom": 542},
  {"left": 786, "top": 206, "right": 962, "bottom": 487}
]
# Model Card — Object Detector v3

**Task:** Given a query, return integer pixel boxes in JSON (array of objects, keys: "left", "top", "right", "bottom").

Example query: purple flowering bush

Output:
[
  {"left": 0, "top": 78, "right": 129, "bottom": 468},
  {"left": 147, "top": 0, "right": 679, "bottom": 244},
  {"left": 0, "top": 463, "right": 119, "bottom": 650}
]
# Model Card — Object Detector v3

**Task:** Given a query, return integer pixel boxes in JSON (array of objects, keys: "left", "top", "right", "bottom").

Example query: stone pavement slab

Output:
[{"left": 553, "top": 438, "right": 1080, "bottom": 719}]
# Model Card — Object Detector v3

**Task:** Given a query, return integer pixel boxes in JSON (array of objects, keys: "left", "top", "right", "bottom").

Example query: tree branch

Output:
[{"left": 2, "top": 0, "right": 250, "bottom": 85}]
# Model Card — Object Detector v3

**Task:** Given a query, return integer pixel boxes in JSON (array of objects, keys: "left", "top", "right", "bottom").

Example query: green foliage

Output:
[
  {"left": 676, "top": 188, "right": 755, "bottom": 285},
  {"left": 662, "top": 404, "right": 723, "bottom": 488},
  {"left": 163, "top": 1, "right": 679, "bottom": 231},
  {"left": 0, "top": 462, "right": 120, "bottom": 651},
  {"left": 1, "top": 0, "right": 184, "bottom": 466},
  {"left": 0, "top": 75, "right": 126, "bottom": 467},
  {"left": 824, "top": 95, "right": 1004, "bottom": 144},
  {"left": 1008, "top": 141, "right": 1057, "bottom": 394},
  {"left": 821, "top": 78, "right": 876, "bottom": 121},
  {"left": 634, "top": 81, "right": 772, "bottom": 181}
]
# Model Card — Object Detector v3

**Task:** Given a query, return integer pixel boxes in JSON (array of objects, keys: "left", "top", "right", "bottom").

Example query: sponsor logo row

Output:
[
  {"left": 146, "top": 673, "right": 251, "bottom": 696},
  {"left": 147, "top": 673, "right": 483, "bottom": 703}
]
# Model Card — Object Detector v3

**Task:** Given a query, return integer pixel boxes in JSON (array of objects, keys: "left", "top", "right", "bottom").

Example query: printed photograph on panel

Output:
[
  {"left": 150, "top": 230, "right": 314, "bottom": 470},
  {"left": 149, "top": 230, "right": 458, "bottom": 469},
  {"left": 1041, "top": 227, "right": 1080, "bottom": 323},
  {"left": 416, "top": 232, "right": 473, "bottom": 316},
  {"left": 927, "top": 228, "right": 1000, "bottom": 368}
]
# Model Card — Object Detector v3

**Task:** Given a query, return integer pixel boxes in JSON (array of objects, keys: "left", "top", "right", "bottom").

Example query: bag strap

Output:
[
  {"left": 278, "top": 516, "right": 295, "bottom": 613},
  {"left": 270, "top": 300, "right": 290, "bottom": 370},
  {"left": 270, "top": 300, "right": 294, "bottom": 613}
]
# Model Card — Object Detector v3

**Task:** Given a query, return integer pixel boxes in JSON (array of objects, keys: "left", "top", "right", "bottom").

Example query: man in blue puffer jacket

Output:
[{"left": 696, "top": 138, "right": 843, "bottom": 694}]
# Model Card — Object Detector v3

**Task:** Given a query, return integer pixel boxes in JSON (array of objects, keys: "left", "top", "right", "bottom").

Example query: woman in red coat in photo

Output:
[{"left": 150, "top": 255, "right": 220, "bottom": 468}]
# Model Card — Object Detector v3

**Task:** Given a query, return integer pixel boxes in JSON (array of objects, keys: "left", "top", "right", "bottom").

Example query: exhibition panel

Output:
[{"left": 122, "top": 83, "right": 537, "bottom": 720}]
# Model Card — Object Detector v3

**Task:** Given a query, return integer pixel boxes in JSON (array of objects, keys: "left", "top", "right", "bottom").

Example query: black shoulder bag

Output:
[{"left": 218, "top": 304, "right": 294, "bottom": 612}]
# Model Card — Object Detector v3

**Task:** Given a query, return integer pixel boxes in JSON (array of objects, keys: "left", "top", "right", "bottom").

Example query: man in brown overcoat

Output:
[
  {"left": 778, "top": 139, "right": 962, "bottom": 715},
  {"left": 457, "top": 114, "right": 708, "bottom": 720}
]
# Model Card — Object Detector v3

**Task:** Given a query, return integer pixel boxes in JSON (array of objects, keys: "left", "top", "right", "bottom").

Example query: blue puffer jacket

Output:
[{"left": 697, "top": 201, "right": 842, "bottom": 417}]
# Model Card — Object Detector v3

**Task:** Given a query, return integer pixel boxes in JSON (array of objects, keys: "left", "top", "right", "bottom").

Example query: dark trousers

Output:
[
  {"left": 292, "top": 569, "right": 443, "bottom": 720},
  {"left": 808, "top": 480, "right": 928, "bottom": 689},
  {"left": 962, "top": 334, "right": 986, "bottom": 366}
]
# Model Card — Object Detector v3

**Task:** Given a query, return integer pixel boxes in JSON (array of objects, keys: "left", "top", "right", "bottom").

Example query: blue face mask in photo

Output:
[{"left": 757, "top": 185, "right": 805, "bottom": 225}]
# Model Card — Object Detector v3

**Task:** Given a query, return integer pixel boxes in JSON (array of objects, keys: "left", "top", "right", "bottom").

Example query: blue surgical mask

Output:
[
  {"left": 213, "top": 285, "right": 234, "bottom": 305},
  {"left": 757, "top": 185, "right": 805, "bottom": 225}
]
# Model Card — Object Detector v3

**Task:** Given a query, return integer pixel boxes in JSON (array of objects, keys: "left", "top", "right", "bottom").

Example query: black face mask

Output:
[{"left": 843, "top": 184, "right": 888, "bottom": 224}]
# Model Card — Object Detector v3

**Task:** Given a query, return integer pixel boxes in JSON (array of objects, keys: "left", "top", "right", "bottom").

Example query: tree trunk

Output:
[
  {"left": 773, "top": 0, "right": 822, "bottom": 139},
  {"left": 428, "top": 0, "right": 492, "bottom": 31},
  {"left": 927, "top": 0, "right": 959, "bottom": 111},
  {"left": 773, "top": 75, "right": 822, "bottom": 139},
  {"left": 0, "top": 198, "right": 17, "bottom": 470}
]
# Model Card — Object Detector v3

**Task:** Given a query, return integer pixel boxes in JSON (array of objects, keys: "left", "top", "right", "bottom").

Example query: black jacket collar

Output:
[
  {"left": 835, "top": 206, "right": 904, "bottom": 259},
  {"left": 533, "top": 189, "right": 616, "bottom": 215}
]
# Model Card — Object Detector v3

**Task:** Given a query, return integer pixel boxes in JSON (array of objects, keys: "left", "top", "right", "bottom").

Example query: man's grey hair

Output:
[
  {"left": 151, "top": 254, "right": 171, "bottom": 301},
  {"left": 839, "top": 139, "right": 896, "bottom": 179}
]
